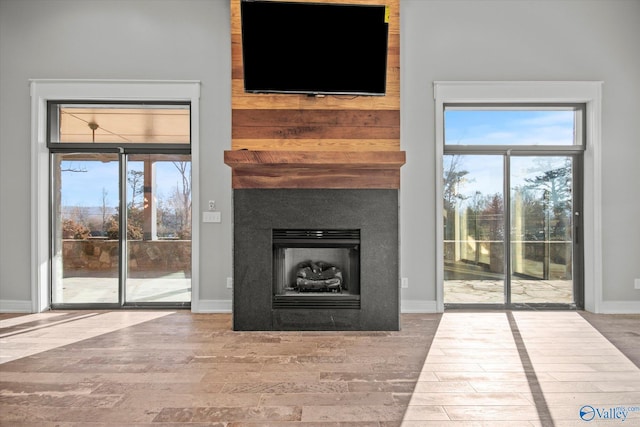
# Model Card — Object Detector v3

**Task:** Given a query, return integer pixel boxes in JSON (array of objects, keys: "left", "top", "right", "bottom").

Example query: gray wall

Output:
[
  {"left": 0, "top": 0, "right": 233, "bottom": 304},
  {"left": 1, "top": 0, "right": 638, "bottom": 310},
  {"left": 400, "top": 0, "right": 640, "bottom": 305}
]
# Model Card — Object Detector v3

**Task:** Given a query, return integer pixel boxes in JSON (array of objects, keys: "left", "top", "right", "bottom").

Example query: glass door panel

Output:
[
  {"left": 443, "top": 155, "right": 505, "bottom": 304},
  {"left": 125, "top": 154, "right": 192, "bottom": 303},
  {"left": 51, "top": 153, "right": 120, "bottom": 304},
  {"left": 510, "top": 156, "right": 574, "bottom": 303}
]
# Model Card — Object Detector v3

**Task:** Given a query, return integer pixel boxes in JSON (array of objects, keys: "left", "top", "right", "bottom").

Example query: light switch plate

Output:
[{"left": 203, "top": 211, "right": 221, "bottom": 223}]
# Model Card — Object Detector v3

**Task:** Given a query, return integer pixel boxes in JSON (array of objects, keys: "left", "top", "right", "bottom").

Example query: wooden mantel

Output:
[{"left": 224, "top": 150, "right": 405, "bottom": 189}]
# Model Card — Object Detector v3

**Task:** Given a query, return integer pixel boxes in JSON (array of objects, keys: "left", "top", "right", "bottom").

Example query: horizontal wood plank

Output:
[
  {"left": 231, "top": 86, "right": 400, "bottom": 110},
  {"left": 233, "top": 109, "right": 400, "bottom": 127},
  {"left": 224, "top": 150, "right": 405, "bottom": 168},
  {"left": 231, "top": 138, "right": 399, "bottom": 151},
  {"left": 232, "top": 77, "right": 400, "bottom": 97},
  {"left": 233, "top": 124, "right": 399, "bottom": 140},
  {"left": 232, "top": 168, "right": 400, "bottom": 189}
]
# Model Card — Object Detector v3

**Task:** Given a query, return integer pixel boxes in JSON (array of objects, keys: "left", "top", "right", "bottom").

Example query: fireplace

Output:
[
  {"left": 272, "top": 229, "right": 361, "bottom": 309},
  {"left": 232, "top": 189, "right": 399, "bottom": 331}
]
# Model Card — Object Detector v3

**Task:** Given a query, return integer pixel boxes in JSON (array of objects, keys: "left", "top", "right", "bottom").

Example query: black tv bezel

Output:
[{"left": 240, "top": 0, "right": 389, "bottom": 97}]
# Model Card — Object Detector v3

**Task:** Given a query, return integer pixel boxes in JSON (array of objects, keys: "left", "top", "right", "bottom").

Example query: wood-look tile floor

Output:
[{"left": 0, "top": 311, "right": 638, "bottom": 426}]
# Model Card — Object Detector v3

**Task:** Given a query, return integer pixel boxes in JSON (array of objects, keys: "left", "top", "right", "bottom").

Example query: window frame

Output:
[
  {"left": 444, "top": 103, "right": 586, "bottom": 153},
  {"left": 47, "top": 100, "right": 192, "bottom": 151}
]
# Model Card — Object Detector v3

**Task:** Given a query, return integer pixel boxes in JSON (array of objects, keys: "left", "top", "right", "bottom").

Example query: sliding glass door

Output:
[
  {"left": 443, "top": 106, "right": 584, "bottom": 308},
  {"left": 49, "top": 102, "right": 191, "bottom": 308}
]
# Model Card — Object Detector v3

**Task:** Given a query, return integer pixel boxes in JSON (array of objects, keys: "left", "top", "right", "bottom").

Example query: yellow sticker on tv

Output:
[{"left": 384, "top": 5, "right": 390, "bottom": 23}]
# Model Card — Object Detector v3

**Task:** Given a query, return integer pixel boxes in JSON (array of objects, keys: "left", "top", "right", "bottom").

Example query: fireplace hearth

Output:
[{"left": 232, "top": 189, "right": 399, "bottom": 331}]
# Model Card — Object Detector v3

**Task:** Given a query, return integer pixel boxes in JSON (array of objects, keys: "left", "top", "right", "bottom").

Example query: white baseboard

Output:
[
  {"left": 0, "top": 299, "right": 33, "bottom": 313},
  {"left": 193, "top": 299, "right": 232, "bottom": 313},
  {"left": 11, "top": 297, "right": 633, "bottom": 315},
  {"left": 401, "top": 299, "right": 439, "bottom": 313},
  {"left": 597, "top": 300, "right": 640, "bottom": 314},
  {"left": 399, "top": 299, "right": 640, "bottom": 314}
]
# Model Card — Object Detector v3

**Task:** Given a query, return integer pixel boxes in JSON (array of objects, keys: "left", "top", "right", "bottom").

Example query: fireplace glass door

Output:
[{"left": 272, "top": 229, "right": 361, "bottom": 309}]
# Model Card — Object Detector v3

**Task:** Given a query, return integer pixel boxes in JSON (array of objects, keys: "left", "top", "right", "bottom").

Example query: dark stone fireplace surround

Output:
[{"left": 233, "top": 189, "right": 400, "bottom": 331}]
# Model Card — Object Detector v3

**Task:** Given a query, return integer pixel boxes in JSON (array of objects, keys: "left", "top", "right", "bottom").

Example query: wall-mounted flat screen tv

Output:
[{"left": 240, "top": 0, "right": 389, "bottom": 96}]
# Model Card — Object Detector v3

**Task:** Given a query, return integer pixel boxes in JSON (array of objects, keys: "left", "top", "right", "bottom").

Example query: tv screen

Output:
[{"left": 240, "top": 0, "right": 389, "bottom": 96}]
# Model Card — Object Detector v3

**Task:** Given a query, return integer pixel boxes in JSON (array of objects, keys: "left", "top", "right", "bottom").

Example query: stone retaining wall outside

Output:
[{"left": 63, "top": 239, "right": 191, "bottom": 275}]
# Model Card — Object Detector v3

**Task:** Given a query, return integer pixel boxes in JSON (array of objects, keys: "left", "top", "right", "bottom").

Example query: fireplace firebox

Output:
[
  {"left": 272, "top": 229, "right": 361, "bottom": 309},
  {"left": 232, "top": 189, "right": 399, "bottom": 331}
]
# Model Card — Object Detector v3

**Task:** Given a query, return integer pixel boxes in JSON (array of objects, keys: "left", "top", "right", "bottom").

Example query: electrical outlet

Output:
[
  {"left": 635, "top": 278, "right": 640, "bottom": 290},
  {"left": 226, "top": 277, "right": 233, "bottom": 289},
  {"left": 401, "top": 277, "right": 409, "bottom": 288}
]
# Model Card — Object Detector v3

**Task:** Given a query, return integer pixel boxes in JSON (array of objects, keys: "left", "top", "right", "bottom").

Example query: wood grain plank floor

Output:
[{"left": 1, "top": 311, "right": 638, "bottom": 426}]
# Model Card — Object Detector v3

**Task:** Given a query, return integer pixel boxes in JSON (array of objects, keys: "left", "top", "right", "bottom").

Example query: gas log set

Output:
[{"left": 291, "top": 261, "right": 343, "bottom": 293}]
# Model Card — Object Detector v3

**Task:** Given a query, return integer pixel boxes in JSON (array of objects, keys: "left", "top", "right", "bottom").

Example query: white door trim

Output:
[
  {"left": 30, "top": 79, "right": 201, "bottom": 312},
  {"left": 433, "top": 81, "right": 603, "bottom": 313}
]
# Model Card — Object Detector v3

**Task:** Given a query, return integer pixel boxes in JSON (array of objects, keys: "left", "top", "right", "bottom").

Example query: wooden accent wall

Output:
[{"left": 228, "top": 0, "right": 402, "bottom": 188}]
